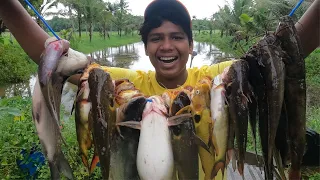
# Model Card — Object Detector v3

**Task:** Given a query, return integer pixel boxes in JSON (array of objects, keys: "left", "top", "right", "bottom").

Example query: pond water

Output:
[{"left": 0, "top": 41, "right": 232, "bottom": 112}]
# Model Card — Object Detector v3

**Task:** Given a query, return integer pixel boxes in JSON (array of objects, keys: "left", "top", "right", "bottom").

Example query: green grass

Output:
[
  {"left": 0, "top": 97, "right": 102, "bottom": 179},
  {"left": 58, "top": 31, "right": 141, "bottom": 54}
]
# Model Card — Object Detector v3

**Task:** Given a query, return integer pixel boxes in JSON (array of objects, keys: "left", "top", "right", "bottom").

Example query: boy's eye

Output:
[
  {"left": 150, "top": 37, "right": 161, "bottom": 42},
  {"left": 172, "top": 36, "right": 184, "bottom": 40}
]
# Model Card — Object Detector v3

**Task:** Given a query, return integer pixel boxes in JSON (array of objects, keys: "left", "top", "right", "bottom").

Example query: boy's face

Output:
[{"left": 145, "top": 21, "right": 193, "bottom": 80}]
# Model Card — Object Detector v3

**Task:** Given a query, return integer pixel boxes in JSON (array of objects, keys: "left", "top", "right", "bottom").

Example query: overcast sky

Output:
[
  {"left": 48, "top": 0, "right": 232, "bottom": 20},
  {"left": 111, "top": 0, "right": 231, "bottom": 19}
]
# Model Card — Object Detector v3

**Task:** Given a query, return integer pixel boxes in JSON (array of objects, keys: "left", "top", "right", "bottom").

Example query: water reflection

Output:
[{"left": 0, "top": 41, "right": 231, "bottom": 100}]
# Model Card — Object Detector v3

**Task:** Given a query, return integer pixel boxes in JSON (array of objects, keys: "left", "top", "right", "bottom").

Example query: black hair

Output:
[{"left": 139, "top": 0, "right": 193, "bottom": 46}]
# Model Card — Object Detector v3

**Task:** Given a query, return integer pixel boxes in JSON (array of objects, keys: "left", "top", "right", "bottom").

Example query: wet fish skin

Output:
[
  {"left": 109, "top": 96, "right": 146, "bottom": 180},
  {"left": 32, "top": 77, "right": 74, "bottom": 180},
  {"left": 259, "top": 33, "right": 286, "bottom": 174},
  {"left": 225, "top": 60, "right": 251, "bottom": 176},
  {"left": 242, "top": 47, "right": 271, "bottom": 178},
  {"left": 210, "top": 74, "right": 229, "bottom": 179},
  {"left": 135, "top": 96, "right": 174, "bottom": 180},
  {"left": 38, "top": 39, "right": 70, "bottom": 127},
  {"left": 38, "top": 38, "right": 91, "bottom": 154},
  {"left": 74, "top": 79, "right": 92, "bottom": 171},
  {"left": 88, "top": 68, "right": 116, "bottom": 180},
  {"left": 170, "top": 91, "right": 199, "bottom": 180},
  {"left": 276, "top": 16, "right": 306, "bottom": 180}
]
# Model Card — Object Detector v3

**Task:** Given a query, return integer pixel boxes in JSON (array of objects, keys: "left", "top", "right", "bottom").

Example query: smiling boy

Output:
[{"left": 0, "top": 0, "right": 319, "bottom": 179}]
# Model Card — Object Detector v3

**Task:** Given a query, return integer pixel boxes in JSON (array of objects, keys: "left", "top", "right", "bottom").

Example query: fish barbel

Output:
[
  {"left": 176, "top": 77, "right": 215, "bottom": 180},
  {"left": 170, "top": 91, "right": 199, "bottom": 180},
  {"left": 210, "top": 74, "right": 229, "bottom": 179},
  {"left": 32, "top": 78, "right": 74, "bottom": 180},
  {"left": 225, "top": 60, "right": 251, "bottom": 176},
  {"left": 117, "top": 95, "right": 192, "bottom": 180},
  {"left": 109, "top": 96, "right": 147, "bottom": 180}
]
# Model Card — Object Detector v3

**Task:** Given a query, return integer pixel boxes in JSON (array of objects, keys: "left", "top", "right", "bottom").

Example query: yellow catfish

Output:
[{"left": 176, "top": 77, "right": 215, "bottom": 180}]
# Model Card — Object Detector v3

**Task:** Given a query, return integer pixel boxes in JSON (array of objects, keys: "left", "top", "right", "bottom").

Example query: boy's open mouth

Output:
[{"left": 158, "top": 56, "right": 178, "bottom": 63}]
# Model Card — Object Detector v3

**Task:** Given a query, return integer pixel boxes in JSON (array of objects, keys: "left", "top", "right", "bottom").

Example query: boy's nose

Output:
[{"left": 160, "top": 38, "right": 173, "bottom": 51}]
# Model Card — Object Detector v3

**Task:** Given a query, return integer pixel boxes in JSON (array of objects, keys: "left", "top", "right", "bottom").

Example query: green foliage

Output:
[
  {"left": 305, "top": 49, "right": 320, "bottom": 86},
  {"left": 0, "top": 96, "right": 102, "bottom": 179},
  {"left": 0, "top": 43, "right": 37, "bottom": 84}
]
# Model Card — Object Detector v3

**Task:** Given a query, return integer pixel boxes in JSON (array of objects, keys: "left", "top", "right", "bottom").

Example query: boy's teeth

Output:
[{"left": 159, "top": 57, "right": 175, "bottom": 61}]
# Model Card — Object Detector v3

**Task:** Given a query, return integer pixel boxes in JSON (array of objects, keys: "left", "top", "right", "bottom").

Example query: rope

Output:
[
  {"left": 24, "top": 0, "right": 60, "bottom": 40},
  {"left": 289, "top": 0, "right": 305, "bottom": 17}
]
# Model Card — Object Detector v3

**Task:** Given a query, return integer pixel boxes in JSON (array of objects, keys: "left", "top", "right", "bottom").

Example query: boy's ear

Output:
[
  {"left": 145, "top": 45, "right": 149, "bottom": 56},
  {"left": 189, "top": 41, "right": 194, "bottom": 55}
]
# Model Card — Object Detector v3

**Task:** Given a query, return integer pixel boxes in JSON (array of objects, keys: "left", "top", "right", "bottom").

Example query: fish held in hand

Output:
[
  {"left": 276, "top": 16, "right": 306, "bottom": 180},
  {"left": 32, "top": 78, "right": 74, "bottom": 180},
  {"left": 38, "top": 37, "right": 90, "bottom": 128},
  {"left": 74, "top": 79, "right": 92, "bottom": 171},
  {"left": 88, "top": 68, "right": 116, "bottom": 180},
  {"left": 210, "top": 74, "right": 229, "bottom": 179},
  {"left": 225, "top": 60, "right": 251, "bottom": 176},
  {"left": 170, "top": 91, "right": 199, "bottom": 180},
  {"left": 117, "top": 95, "right": 190, "bottom": 180}
]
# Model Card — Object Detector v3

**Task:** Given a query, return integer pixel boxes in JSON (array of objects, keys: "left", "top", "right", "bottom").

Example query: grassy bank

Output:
[
  {"left": 0, "top": 32, "right": 141, "bottom": 84},
  {"left": 70, "top": 31, "right": 141, "bottom": 53}
]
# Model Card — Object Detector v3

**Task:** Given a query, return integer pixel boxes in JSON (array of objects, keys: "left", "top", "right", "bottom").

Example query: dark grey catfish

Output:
[
  {"left": 170, "top": 91, "right": 199, "bottom": 180},
  {"left": 109, "top": 96, "right": 147, "bottom": 180},
  {"left": 225, "top": 60, "right": 251, "bottom": 176},
  {"left": 88, "top": 68, "right": 115, "bottom": 180},
  {"left": 276, "top": 15, "right": 307, "bottom": 180}
]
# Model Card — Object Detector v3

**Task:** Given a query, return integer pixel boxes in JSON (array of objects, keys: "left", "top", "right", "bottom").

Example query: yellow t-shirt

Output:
[
  {"left": 105, "top": 60, "right": 234, "bottom": 97},
  {"left": 104, "top": 60, "right": 234, "bottom": 180}
]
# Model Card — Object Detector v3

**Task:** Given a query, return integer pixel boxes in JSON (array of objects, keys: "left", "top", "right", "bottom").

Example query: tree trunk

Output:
[
  {"left": 220, "top": 30, "right": 223, "bottom": 37},
  {"left": 210, "top": 29, "right": 212, "bottom": 38},
  {"left": 103, "top": 23, "right": 106, "bottom": 40},
  {"left": 89, "top": 21, "right": 92, "bottom": 42},
  {"left": 78, "top": 16, "right": 82, "bottom": 37}
]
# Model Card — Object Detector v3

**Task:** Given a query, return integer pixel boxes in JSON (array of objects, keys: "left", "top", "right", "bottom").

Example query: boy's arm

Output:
[
  {"left": 0, "top": 0, "right": 49, "bottom": 64},
  {"left": 295, "top": 0, "right": 320, "bottom": 57}
]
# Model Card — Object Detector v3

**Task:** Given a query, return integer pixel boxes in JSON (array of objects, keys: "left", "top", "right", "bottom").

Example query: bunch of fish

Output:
[{"left": 31, "top": 15, "right": 306, "bottom": 180}]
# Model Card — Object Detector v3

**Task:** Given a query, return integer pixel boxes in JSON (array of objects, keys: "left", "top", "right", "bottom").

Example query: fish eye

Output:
[
  {"left": 194, "top": 115, "right": 201, "bottom": 123},
  {"left": 196, "top": 90, "right": 200, "bottom": 94}
]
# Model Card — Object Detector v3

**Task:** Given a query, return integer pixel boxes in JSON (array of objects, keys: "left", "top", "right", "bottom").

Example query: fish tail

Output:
[
  {"left": 289, "top": 169, "right": 301, "bottom": 180},
  {"left": 49, "top": 152, "right": 74, "bottom": 180},
  {"left": 89, "top": 155, "right": 100, "bottom": 174},
  {"left": 210, "top": 160, "right": 225, "bottom": 179},
  {"left": 80, "top": 153, "right": 89, "bottom": 170},
  {"left": 237, "top": 160, "right": 244, "bottom": 176}
]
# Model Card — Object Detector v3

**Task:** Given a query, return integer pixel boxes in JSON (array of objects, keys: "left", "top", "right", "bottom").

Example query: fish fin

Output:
[
  {"left": 211, "top": 160, "right": 225, "bottom": 179},
  {"left": 89, "top": 155, "right": 100, "bottom": 174},
  {"left": 175, "top": 105, "right": 191, "bottom": 115},
  {"left": 192, "top": 132, "right": 212, "bottom": 155},
  {"left": 274, "top": 148, "right": 286, "bottom": 180},
  {"left": 49, "top": 152, "right": 74, "bottom": 180},
  {"left": 167, "top": 113, "right": 192, "bottom": 126},
  {"left": 80, "top": 153, "right": 89, "bottom": 171},
  {"left": 116, "top": 121, "right": 141, "bottom": 130},
  {"left": 211, "top": 130, "right": 219, "bottom": 156},
  {"left": 237, "top": 160, "right": 244, "bottom": 175},
  {"left": 231, "top": 149, "right": 237, "bottom": 172}
]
